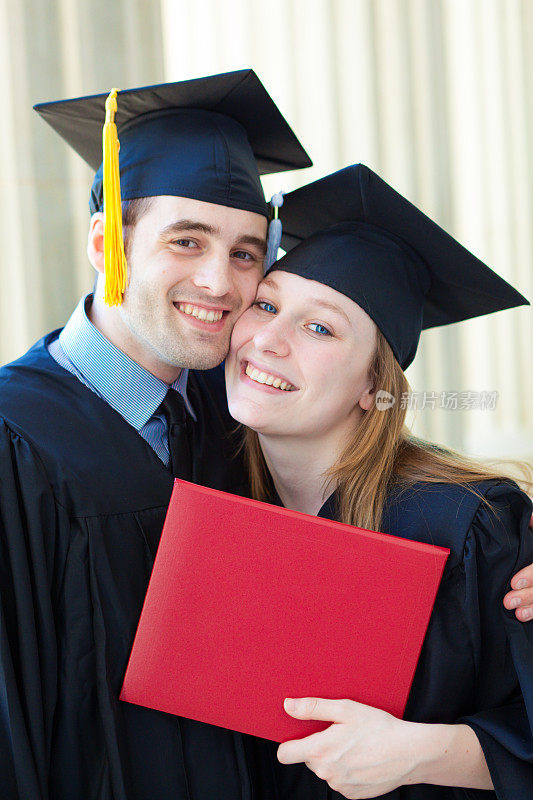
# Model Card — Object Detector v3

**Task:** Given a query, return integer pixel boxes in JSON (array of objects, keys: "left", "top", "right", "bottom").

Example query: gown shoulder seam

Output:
[{"left": 0, "top": 415, "right": 65, "bottom": 508}]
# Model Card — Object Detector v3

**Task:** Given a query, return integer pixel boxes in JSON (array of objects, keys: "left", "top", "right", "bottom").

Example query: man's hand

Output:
[
  {"left": 502, "top": 511, "right": 533, "bottom": 621},
  {"left": 504, "top": 564, "right": 533, "bottom": 621},
  {"left": 277, "top": 697, "right": 424, "bottom": 799}
]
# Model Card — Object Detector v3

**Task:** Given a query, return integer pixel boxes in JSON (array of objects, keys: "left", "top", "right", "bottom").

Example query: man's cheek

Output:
[{"left": 242, "top": 271, "right": 263, "bottom": 308}]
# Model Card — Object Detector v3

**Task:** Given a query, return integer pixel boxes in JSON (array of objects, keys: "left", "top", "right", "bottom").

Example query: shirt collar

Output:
[{"left": 59, "top": 294, "right": 195, "bottom": 430}]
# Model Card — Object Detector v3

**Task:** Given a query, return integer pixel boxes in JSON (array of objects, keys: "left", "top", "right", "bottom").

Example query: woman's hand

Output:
[
  {"left": 277, "top": 697, "right": 418, "bottom": 798},
  {"left": 278, "top": 698, "right": 492, "bottom": 799}
]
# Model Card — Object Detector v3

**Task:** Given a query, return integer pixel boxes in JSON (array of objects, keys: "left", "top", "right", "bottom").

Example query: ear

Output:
[
  {"left": 87, "top": 212, "right": 105, "bottom": 274},
  {"left": 358, "top": 383, "right": 375, "bottom": 412}
]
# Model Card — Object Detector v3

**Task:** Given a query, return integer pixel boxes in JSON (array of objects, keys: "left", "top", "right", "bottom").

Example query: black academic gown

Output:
[
  {"left": 0, "top": 332, "right": 259, "bottom": 800},
  {"left": 247, "top": 481, "right": 533, "bottom": 799}
]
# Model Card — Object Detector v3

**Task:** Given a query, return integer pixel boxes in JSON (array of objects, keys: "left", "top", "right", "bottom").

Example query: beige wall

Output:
[
  {"left": 1, "top": 0, "right": 532, "bottom": 461},
  {"left": 0, "top": 0, "right": 165, "bottom": 360}
]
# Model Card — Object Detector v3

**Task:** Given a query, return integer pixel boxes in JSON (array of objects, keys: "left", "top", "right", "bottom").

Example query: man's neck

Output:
[{"left": 88, "top": 295, "right": 182, "bottom": 385}]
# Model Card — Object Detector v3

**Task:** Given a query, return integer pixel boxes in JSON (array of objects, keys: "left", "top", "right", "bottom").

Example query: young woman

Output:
[{"left": 225, "top": 165, "right": 533, "bottom": 799}]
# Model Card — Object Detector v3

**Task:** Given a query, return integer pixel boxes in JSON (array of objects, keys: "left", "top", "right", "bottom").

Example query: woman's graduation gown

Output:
[
  {"left": 247, "top": 479, "right": 533, "bottom": 799},
  {"left": 0, "top": 333, "right": 257, "bottom": 800}
]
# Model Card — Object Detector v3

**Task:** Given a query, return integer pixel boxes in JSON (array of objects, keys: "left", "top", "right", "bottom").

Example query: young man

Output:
[{"left": 0, "top": 71, "right": 311, "bottom": 800}]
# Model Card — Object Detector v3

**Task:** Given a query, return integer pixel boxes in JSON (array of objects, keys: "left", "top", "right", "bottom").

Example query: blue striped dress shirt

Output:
[{"left": 48, "top": 294, "right": 196, "bottom": 468}]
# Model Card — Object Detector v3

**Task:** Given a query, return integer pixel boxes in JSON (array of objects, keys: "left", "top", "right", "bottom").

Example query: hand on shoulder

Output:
[{"left": 503, "top": 507, "right": 533, "bottom": 621}]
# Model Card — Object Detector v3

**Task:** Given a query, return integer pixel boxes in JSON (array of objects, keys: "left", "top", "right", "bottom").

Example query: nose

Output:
[
  {"left": 252, "top": 314, "right": 290, "bottom": 357},
  {"left": 190, "top": 248, "right": 233, "bottom": 297}
]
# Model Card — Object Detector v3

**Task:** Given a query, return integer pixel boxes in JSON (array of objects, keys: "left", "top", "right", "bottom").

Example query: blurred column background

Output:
[{"left": 1, "top": 0, "right": 531, "bottom": 461}]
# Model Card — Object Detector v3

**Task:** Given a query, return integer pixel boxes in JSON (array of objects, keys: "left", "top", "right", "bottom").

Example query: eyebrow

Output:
[
  {"left": 159, "top": 220, "right": 267, "bottom": 255},
  {"left": 236, "top": 235, "right": 268, "bottom": 256},
  {"left": 260, "top": 275, "right": 279, "bottom": 289},
  {"left": 159, "top": 220, "right": 221, "bottom": 237},
  {"left": 260, "top": 276, "right": 351, "bottom": 323},
  {"left": 308, "top": 298, "right": 351, "bottom": 323}
]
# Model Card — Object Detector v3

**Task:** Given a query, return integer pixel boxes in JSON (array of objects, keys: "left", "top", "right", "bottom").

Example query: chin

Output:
[
  {"left": 227, "top": 397, "right": 269, "bottom": 431},
  {"left": 162, "top": 342, "right": 227, "bottom": 371},
  {"left": 185, "top": 351, "right": 226, "bottom": 370}
]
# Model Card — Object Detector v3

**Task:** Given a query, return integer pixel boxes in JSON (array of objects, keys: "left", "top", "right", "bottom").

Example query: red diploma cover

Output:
[{"left": 120, "top": 480, "right": 449, "bottom": 742}]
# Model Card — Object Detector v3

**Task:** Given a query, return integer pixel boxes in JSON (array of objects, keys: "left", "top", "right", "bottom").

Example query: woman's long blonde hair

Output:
[{"left": 243, "top": 329, "right": 531, "bottom": 530}]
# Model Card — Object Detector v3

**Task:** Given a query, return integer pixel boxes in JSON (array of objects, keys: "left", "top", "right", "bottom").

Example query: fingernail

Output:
[
  {"left": 517, "top": 579, "right": 529, "bottom": 590},
  {"left": 521, "top": 608, "right": 532, "bottom": 620},
  {"left": 284, "top": 698, "right": 295, "bottom": 712},
  {"left": 509, "top": 597, "right": 522, "bottom": 609}
]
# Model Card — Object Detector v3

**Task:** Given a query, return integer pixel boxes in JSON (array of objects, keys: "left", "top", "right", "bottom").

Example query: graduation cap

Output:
[
  {"left": 267, "top": 164, "right": 528, "bottom": 369},
  {"left": 34, "top": 69, "right": 312, "bottom": 305}
]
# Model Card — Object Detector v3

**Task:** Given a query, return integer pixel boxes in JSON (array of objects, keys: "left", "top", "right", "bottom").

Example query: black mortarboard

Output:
[
  {"left": 34, "top": 69, "right": 312, "bottom": 218},
  {"left": 269, "top": 164, "right": 528, "bottom": 369}
]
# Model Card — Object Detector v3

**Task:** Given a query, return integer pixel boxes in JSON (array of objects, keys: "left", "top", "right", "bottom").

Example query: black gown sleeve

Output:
[
  {"left": 459, "top": 481, "right": 533, "bottom": 799},
  {"left": 0, "top": 419, "right": 67, "bottom": 800}
]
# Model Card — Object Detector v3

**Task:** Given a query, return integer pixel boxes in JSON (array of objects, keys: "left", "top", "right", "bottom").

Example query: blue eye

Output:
[
  {"left": 308, "top": 322, "right": 332, "bottom": 336},
  {"left": 256, "top": 301, "right": 277, "bottom": 314}
]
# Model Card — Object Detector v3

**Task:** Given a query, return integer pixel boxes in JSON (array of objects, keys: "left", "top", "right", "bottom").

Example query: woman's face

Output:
[{"left": 225, "top": 270, "right": 377, "bottom": 439}]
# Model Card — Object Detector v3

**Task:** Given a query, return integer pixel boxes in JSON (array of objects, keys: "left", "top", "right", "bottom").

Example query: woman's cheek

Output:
[{"left": 230, "top": 309, "right": 258, "bottom": 349}]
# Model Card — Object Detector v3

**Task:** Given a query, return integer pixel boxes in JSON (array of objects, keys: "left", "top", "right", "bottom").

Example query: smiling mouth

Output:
[
  {"left": 175, "top": 302, "right": 228, "bottom": 323},
  {"left": 244, "top": 362, "right": 297, "bottom": 391}
]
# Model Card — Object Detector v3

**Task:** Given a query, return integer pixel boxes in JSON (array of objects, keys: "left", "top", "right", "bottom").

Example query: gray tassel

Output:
[{"left": 265, "top": 191, "right": 284, "bottom": 271}]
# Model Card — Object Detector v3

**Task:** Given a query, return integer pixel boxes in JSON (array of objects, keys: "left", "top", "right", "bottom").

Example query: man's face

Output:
[{"left": 115, "top": 195, "right": 267, "bottom": 376}]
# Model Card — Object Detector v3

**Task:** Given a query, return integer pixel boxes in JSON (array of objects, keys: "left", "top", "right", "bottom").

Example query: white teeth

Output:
[
  {"left": 178, "top": 304, "right": 223, "bottom": 323},
  {"left": 245, "top": 363, "right": 294, "bottom": 391}
]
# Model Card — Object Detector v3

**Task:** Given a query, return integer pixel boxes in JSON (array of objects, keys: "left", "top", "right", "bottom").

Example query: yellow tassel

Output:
[{"left": 102, "top": 89, "right": 127, "bottom": 306}]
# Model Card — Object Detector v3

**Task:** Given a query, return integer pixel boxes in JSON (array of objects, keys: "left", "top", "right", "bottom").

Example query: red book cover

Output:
[{"left": 120, "top": 480, "right": 449, "bottom": 742}]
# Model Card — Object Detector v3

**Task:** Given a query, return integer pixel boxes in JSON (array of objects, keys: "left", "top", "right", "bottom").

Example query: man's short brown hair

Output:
[{"left": 122, "top": 197, "right": 154, "bottom": 258}]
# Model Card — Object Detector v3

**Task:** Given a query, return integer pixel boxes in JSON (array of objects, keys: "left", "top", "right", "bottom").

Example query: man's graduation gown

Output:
[
  {"left": 247, "top": 480, "right": 533, "bottom": 799},
  {"left": 0, "top": 333, "right": 255, "bottom": 800}
]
